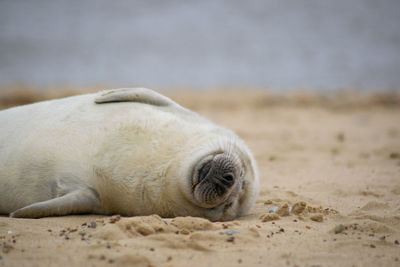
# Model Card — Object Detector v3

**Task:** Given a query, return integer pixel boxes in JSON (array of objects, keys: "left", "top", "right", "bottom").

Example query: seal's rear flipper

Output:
[
  {"left": 95, "top": 88, "right": 177, "bottom": 107},
  {"left": 10, "top": 189, "right": 101, "bottom": 218}
]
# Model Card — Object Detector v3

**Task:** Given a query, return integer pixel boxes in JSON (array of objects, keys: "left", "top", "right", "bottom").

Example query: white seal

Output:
[{"left": 0, "top": 88, "right": 259, "bottom": 221}]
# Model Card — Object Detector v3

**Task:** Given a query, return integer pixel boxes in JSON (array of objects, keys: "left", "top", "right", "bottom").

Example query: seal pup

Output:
[{"left": 0, "top": 88, "right": 259, "bottom": 221}]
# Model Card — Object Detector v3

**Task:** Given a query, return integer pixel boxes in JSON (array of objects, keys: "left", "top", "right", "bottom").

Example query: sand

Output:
[{"left": 0, "top": 89, "right": 399, "bottom": 267}]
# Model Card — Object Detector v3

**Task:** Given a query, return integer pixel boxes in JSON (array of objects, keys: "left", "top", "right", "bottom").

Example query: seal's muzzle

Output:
[
  {"left": 193, "top": 153, "right": 239, "bottom": 208},
  {"left": 198, "top": 154, "right": 236, "bottom": 195}
]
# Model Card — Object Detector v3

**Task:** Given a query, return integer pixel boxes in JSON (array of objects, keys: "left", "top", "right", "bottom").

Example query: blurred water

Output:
[{"left": 0, "top": 0, "right": 399, "bottom": 91}]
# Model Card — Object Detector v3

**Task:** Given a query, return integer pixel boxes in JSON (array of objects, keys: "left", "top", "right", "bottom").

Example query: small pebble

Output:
[
  {"left": 220, "top": 230, "right": 240, "bottom": 235},
  {"left": 90, "top": 221, "right": 97, "bottom": 228},
  {"left": 305, "top": 225, "right": 311, "bottom": 229},
  {"left": 370, "top": 244, "right": 376, "bottom": 248},
  {"left": 310, "top": 214, "right": 323, "bottom": 222},
  {"left": 395, "top": 240, "right": 399, "bottom": 245},
  {"left": 269, "top": 206, "right": 278, "bottom": 213},
  {"left": 334, "top": 224, "right": 346, "bottom": 234}
]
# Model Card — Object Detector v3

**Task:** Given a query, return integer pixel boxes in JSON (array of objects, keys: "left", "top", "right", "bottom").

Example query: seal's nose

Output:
[{"left": 197, "top": 153, "right": 237, "bottom": 196}]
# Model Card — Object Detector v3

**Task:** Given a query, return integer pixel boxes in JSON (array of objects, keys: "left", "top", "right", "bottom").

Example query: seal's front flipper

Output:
[
  {"left": 95, "top": 88, "right": 177, "bottom": 107},
  {"left": 10, "top": 188, "right": 101, "bottom": 218}
]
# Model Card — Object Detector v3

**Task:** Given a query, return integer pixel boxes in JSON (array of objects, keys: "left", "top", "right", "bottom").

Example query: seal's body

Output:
[{"left": 0, "top": 88, "right": 259, "bottom": 221}]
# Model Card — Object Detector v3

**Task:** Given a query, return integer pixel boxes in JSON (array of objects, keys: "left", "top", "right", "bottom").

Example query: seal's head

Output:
[{"left": 178, "top": 136, "right": 259, "bottom": 221}]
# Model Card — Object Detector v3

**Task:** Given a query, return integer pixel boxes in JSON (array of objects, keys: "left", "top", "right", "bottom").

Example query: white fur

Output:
[{"left": 0, "top": 88, "right": 259, "bottom": 221}]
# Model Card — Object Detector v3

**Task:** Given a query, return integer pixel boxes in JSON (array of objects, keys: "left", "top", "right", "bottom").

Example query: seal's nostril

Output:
[
  {"left": 222, "top": 173, "right": 235, "bottom": 186},
  {"left": 198, "top": 160, "right": 213, "bottom": 183},
  {"left": 223, "top": 173, "right": 234, "bottom": 182}
]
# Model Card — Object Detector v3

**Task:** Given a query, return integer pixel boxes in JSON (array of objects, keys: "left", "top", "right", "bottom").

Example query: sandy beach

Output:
[{"left": 0, "top": 89, "right": 399, "bottom": 267}]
